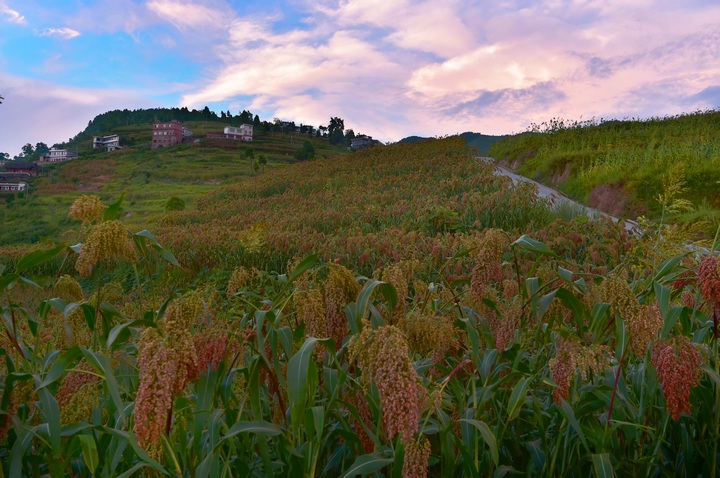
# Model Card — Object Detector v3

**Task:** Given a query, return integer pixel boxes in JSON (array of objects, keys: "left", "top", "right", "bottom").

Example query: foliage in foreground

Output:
[{"left": 2, "top": 139, "right": 720, "bottom": 477}]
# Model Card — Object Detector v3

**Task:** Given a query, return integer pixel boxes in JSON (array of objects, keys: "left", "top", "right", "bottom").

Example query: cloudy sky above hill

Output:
[{"left": 1, "top": 0, "right": 719, "bottom": 155}]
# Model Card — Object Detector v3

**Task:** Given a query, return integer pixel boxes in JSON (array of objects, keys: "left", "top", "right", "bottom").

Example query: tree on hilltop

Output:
[{"left": 328, "top": 117, "right": 345, "bottom": 145}]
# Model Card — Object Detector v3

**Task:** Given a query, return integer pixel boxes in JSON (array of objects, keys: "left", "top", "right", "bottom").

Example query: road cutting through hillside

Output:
[{"left": 478, "top": 156, "right": 639, "bottom": 232}]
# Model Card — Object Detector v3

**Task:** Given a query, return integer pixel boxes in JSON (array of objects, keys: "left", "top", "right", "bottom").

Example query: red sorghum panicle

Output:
[
  {"left": 325, "top": 263, "right": 361, "bottom": 347},
  {"left": 55, "top": 363, "right": 100, "bottom": 425},
  {"left": 626, "top": 305, "right": 664, "bottom": 357},
  {"left": 68, "top": 195, "right": 106, "bottom": 223},
  {"left": 489, "top": 299, "right": 522, "bottom": 352},
  {"left": 163, "top": 294, "right": 202, "bottom": 392},
  {"left": 698, "top": 255, "right": 720, "bottom": 306},
  {"left": 468, "top": 229, "right": 506, "bottom": 305},
  {"left": 194, "top": 328, "right": 229, "bottom": 376},
  {"left": 652, "top": 337, "right": 703, "bottom": 420},
  {"left": 681, "top": 290, "right": 696, "bottom": 310},
  {"left": 350, "top": 324, "right": 420, "bottom": 442},
  {"left": 75, "top": 220, "right": 137, "bottom": 277},
  {"left": 403, "top": 437, "right": 431, "bottom": 478},
  {"left": 134, "top": 328, "right": 177, "bottom": 459},
  {"left": 549, "top": 338, "right": 579, "bottom": 404},
  {"left": 344, "top": 389, "right": 375, "bottom": 454}
]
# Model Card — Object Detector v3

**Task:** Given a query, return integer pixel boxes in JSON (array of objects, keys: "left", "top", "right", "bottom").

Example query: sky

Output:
[{"left": 0, "top": 0, "right": 719, "bottom": 156}]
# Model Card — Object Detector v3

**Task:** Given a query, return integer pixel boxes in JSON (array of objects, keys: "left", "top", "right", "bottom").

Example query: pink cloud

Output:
[{"left": 1, "top": 3, "right": 26, "bottom": 25}]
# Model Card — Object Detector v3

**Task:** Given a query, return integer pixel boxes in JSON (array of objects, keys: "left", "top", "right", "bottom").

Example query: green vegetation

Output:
[
  {"left": 488, "top": 110, "right": 720, "bottom": 232},
  {"left": 0, "top": 121, "right": 348, "bottom": 245},
  {"left": 3, "top": 138, "right": 720, "bottom": 476},
  {"left": 399, "top": 132, "right": 508, "bottom": 154}
]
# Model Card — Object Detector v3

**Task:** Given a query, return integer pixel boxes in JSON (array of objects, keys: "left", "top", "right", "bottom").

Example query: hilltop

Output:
[{"left": 398, "top": 131, "right": 508, "bottom": 154}]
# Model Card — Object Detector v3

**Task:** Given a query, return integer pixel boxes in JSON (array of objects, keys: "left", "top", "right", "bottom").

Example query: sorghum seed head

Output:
[
  {"left": 68, "top": 195, "right": 106, "bottom": 223},
  {"left": 403, "top": 437, "right": 431, "bottom": 478},
  {"left": 652, "top": 337, "right": 703, "bottom": 420},
  {"left": 54, "top": 275, "right": 84, "bottom": 302},
  {"left": 75, "top": 220, "right": 137, "bottom": 277}
]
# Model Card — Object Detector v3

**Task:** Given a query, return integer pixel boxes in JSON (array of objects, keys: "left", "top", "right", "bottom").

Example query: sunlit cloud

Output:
[
  {"left": 38, "top": 27, "right": 81, "bottom": 39},
  {"left": 1, "top": 3, "right": 26, "bottom": 25},
  {"left": 146, "top": 0, "right": 231, "bottom": 29}
]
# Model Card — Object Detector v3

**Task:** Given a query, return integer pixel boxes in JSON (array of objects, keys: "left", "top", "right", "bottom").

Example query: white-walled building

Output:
[
  {"left": 39, "top": 148, "right": 79, "bottom": 163},
  {"left": 93, "top": 134, "right": 121, "bottom": 151}
]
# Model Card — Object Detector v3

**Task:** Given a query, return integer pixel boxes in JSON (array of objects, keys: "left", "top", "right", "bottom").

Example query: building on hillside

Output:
[
  {"left": 5, "top": 161, "right": 39, "bottom": 176},
  {"left": 93, "top": 134, "right": 121, "bottom": 151},
  {"left": 350, "top": 135, "right": 380, "bottom": 150},
  {"left": 38, "top": 148, "right": 79, "bottom": 163},
  {"left": 151, "top": 120, "right": 184, "bottom": 149},
  {"left": 182, "top": 126, "right": 193, "bottom": 139},
  {"left": 0, "top": 182, "right": 27, "bottom": 193},
  {"left": 207, "top": 124, "right": 253, "bottom": 142}
]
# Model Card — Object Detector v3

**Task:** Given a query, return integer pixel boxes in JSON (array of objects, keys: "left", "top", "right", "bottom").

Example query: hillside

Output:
[
  {"left": 0, "top": 119, "right": 348, "bottom": 244},
  {"left": 398, "top": 131, "right": 508, "bottom": 154},
  {"left": 3, "top": 137, "right": 719, "bottom": 476},
  {"left": 488, "top": 110, "right": 720, "bottom": 232}
]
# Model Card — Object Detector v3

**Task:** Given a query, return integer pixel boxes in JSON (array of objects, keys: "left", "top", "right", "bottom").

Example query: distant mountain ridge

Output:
[{"left": 397, "top": 132, "right": 508, "bottom": 154}]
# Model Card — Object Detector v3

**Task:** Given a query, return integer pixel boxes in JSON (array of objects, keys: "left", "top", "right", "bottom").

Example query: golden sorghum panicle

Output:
[
  {"left": 68, "top": 195, "right": 106, "bottom": 223},
  {"left": 626, "top": 305, "right": 664, "bottom": 356},
  {"left": 296, "top": 287, "right": 326, "bottom": 338},
  {"left": 75, "top": 220, "right": 137, "bottom": 277},
  {"left": 403, "top": 437, "right": 431, "bottom": 478},
  {"left": 54, "top": 275, "right": 84, "bottom": 302},
  {"left": 502, "top": 279, "right": 519, "bottom": 300},
  {"left": 400, "top": 313, "right": 458, "bottom": 364},
  {"left": 351, "top": 324, "right": 420, "bottom": 442},
  {"left": 325, "top": 263, "right": 361, "bottom": 347},
  {"left": 601, "top": 276, "right": 641, "bottom": 320},
  {"left": 698, "top": 255, "right": 720, "bottom": 306},
  {"left": 549, "top": 338, "right": 579, "bottom": 404},
  {"left": 227, "top": 266, "right": 251, "bottom": 297},
  {"left": 575, "top": 344, "right": 611, "bottom": 381},
  {"left": 652, "top": 337, "right": 703, "bottom": 420},
  {"left": 381, "top": 259, "right": 421, "bottom": 322},
  {"left": 134, "top": 328, "right": 177, "bottom": 460}
]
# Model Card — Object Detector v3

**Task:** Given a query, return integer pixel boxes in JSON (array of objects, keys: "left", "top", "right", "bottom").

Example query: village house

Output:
[
  {"left": 38, "top": 147, "right": 79, "bottom": 163},
  {"left": 5, "top": 161, "right": 39, "bottom": 176},
  {"left": 207, "top": 124, "right": 253, "bottom": 142},
  {"left": 350, "top": 135, "right": 380, "bottom": 150},
  {"left": 0, "top": 182, "right": 27, "bottom": 193},
  {"left": 93, "top": 134, "right": 121, "bottom": 151}
]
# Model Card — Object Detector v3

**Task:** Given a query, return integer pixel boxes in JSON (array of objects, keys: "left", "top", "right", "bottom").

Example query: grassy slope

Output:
[
  {"left": 0, "top": 123, "right": 347, "bottom": 245},
  {"left": 398, "top": 132, "right": 508, "bottom": 154},
  {"left": 488, "top": 111, "right": 720, "bottom": 229}
]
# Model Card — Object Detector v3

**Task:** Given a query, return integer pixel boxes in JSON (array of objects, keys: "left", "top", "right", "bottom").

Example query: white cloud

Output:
[
  {"left": 38, "top": 27, "right": 81, "bottom": 39},
  {"left": 146, "top": 0, "right": 231, "bottom": 29},
  {"left": 1, "top": 3, "right": 26, "bottom": 25},
  {"left": 0, "top": 73, "right": 150, "bottom": 156}
]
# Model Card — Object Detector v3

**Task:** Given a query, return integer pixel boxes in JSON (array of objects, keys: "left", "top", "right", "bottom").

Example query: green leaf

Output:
[
  {"left": 558, "top": 267, "right": 574, "bottom": 283},
  {"left": 77, "top": 435, "right": 99, "bottom": 474},
  {"left": 354, "top": 279, "right": 397, "bottom": 327},
  {"left": 592, "top": 453, "right": 615, "bottom": 478},
  {"left": 288, "top": 337, "right": 317, "bottom": 428},
  {"left": 660, "top": 306, "right": 683, "bottom": 340},
  {"left": 654, "top": 282, "right": 671, "bottom": 321},
  {"left": 653, "top": 255, "right": 684, "bottom": 282},
  {"left": 559, "top": 400, "right": 589, "bottom": 453},
  {"left": 101, "top": 426, "right": 167, "bottom": 474},
  {"left": 222, "top": 420, "right": 282, "bottom": 441},
  {"left": 107, "top": 319, "right": 155, "bottom": 349},
  {"left": 459, "top": 419, "right": 500, "bottom": 466},
  {"left": 37, "top": 387, "right": 62, "bottom": 459},
  {"left": 507, "top": 376, "right": 531, "bottom": 421},
  {"left": 81, "top": 348, "right": 126, "bottom": 422},
  {"left": 289, "top": 254, "right": 318, "bottom": 282},
  {"left": 0, "top": 272, "right": 19, "bottom": 293},
  {"left": 134, "top": 229, "right": 179, "bottom": 266},
  {"left": 38, "top": 346, "right": 82, "bottom": 389},
  {"left": 343, "top": 453, "right": 394, "bottom": 478},
  {"left": 512, "top": 234, "right": 557, "bottom": 257},
  {"left": 103, "top": 192, "right": 125, "bottom": 221},
  {"left": 16, "top": 243, "right": 65, "bottom": 273}
]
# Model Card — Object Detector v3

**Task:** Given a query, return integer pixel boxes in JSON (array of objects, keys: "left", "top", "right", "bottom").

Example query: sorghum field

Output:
[{"left": 1, "top": 138, "right": 720, "bottom": 477}]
